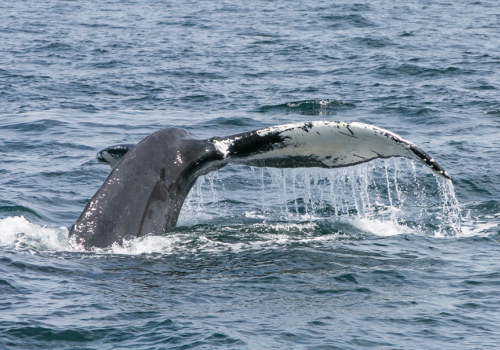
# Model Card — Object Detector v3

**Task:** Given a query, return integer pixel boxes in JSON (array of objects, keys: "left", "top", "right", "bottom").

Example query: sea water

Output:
[{"left": 1, "top": 0, "right": 499, "bottom": 348}]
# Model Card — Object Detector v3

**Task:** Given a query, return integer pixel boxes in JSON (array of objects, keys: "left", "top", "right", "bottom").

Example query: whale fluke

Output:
[
  {"left": 69, "top": 121, "right": 450, "bottom": 250},
  {"left": 96, "top": 144, "right": 135, "bottom": 168}
]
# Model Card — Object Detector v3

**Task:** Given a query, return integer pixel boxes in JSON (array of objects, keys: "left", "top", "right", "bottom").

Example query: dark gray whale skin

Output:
[{"left": 69, "top": 128, "right": 225, "bottom": 250}]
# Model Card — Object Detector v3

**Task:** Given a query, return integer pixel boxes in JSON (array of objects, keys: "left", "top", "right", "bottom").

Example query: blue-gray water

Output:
[{"left": 1, "top": 0, "right": 499, "bottom": 349}]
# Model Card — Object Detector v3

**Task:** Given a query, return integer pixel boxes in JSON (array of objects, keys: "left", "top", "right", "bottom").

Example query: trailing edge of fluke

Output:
[{"left": 69, "top": 121, "right": 450, "bottom": 250}]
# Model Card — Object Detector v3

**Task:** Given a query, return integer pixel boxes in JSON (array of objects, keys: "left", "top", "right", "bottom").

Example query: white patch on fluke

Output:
[
  {"left": 212, "top": 137, "right": 241, "bottom": 158},
  {"left": 222, "top": 121, "right": 419, "bottom": 168}
]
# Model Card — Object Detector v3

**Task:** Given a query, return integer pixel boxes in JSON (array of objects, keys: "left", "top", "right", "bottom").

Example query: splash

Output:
[
  {"left": 0, "top": 160, "right": 488, "bottom": 256},
  {"left": 181, "top": 158, "right": 465, "bottom": 238},
  {"left": 0, "top": 216, "right": 70, "bottom": 251},
  {"left": 435, "top": 177, "right": 462, "bottom": 237},
  {"left": 258, "top": 99, "right": 355, "bottom": 116}
]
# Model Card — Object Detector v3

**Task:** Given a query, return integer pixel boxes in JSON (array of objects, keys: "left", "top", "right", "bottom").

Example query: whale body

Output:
[{"left": 69, "top": 121, "right": 450, "bottom": 250}]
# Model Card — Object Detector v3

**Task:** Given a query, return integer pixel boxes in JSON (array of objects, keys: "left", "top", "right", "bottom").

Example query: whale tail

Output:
[
  {"left": 96, "top": 144, "right": 136, "bottom": 168},
  {"left": 70, "top": 121, "right": 449, "bottom": 250}
]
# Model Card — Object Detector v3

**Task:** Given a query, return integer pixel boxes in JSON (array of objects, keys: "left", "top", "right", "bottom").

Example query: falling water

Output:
[{"left": 181, "top": 159, "right": 463, "bottom": 237}]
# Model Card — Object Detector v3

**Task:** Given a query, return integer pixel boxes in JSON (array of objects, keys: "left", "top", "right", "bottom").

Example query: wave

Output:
[
  {"left": 376, "top": 63, "right": 475, "bottom": 78},
  {"left": 322, "top": 14, "right": 375, "bottom": 29},
  {"left": 0, "top": 205, "right": 42, "bottom": 218},
  {"left": 258, "top": 99, "right": 355, "bottom": 115}
]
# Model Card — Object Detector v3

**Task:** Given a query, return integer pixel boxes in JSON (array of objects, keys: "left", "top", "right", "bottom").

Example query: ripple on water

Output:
[{"left": 1, "top": 0, "right": 500, "bottom": 348}]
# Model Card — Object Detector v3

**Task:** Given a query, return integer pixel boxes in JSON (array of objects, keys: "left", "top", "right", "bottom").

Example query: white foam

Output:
[
  {"left": 108, "top": 234, "right": 181, "bottom": 255},
  {"left": 1, "top": 212, "right": 496, "bottom": 257},
  {"left": 347, "top": 216, "right": 415, "bottom": 237},
  {"left": 244, "top": 211, "right": 268, "bottom": 219},
  {"left": 0, "top": 216, "right": 70, "bottom": 251},
  {"left": 459, "top": 220, "right": 499, "bottom": 237}
]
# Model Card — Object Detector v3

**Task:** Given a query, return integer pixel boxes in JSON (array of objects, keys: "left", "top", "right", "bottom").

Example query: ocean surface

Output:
[{"left": 1, "top": 0, "right": 499, "bottom": 348}]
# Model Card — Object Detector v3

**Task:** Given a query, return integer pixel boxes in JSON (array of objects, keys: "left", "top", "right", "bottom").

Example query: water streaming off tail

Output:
[{"left": 180, "top": 159, "right": 462, "bottom": 237}]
